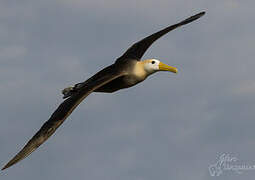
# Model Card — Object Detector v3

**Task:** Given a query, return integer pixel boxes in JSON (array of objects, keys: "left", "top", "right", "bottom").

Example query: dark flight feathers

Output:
[
  {"left": 1, "top": 66, "right": 125, "bottom": 170},
  {"left": 2, "top": 11, "right": 205, "bottom": 170},
  {"left": 118, "top": 11, "right": 205, "bottom": 60}
]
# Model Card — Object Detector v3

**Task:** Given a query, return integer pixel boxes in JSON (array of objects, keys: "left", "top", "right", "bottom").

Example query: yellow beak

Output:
[{"left": 159, "top": 62, "right": 178, "bottom": 73}]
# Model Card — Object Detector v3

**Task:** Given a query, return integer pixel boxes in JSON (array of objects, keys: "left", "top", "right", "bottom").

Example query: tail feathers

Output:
[
  {"left": 62, "top": 83, "right": 84, "bottom": 99},
  {"left": 62, "top": 86, "right": 74, "bottom": 99}
]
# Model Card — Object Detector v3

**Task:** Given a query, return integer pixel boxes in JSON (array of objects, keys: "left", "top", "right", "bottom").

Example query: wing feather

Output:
[
  {"left": 117, "top": 11, "right": 205, "bottom": 60},
  {"left": 2, "top": 66, "right": 125, "bottom": 170}
]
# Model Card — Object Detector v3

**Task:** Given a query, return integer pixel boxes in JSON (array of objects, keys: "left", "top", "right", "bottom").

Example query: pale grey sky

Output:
[{"left": 1, "top": 0, "right": 255, "bottom": 180}]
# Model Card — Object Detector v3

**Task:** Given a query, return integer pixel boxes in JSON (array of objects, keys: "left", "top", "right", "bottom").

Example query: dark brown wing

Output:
[
  {"left": 2, "top": 65, "right": 125, "bottom": 170},
  {"left": 117, "top": 11, "right": 205, "bottom": 61}
]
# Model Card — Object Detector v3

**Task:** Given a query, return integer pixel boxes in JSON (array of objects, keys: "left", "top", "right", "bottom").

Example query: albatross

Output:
[{"left": 2, "top": 11, "right": 205, "bottom": 170}]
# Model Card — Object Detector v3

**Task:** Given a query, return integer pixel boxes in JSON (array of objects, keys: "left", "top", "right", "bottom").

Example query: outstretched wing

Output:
[
  {"left": 117, "top": 11, "right": 205, "bottom": 61},
  {"left": 2, "top": 65, "right": 125, "bottom": 170}
]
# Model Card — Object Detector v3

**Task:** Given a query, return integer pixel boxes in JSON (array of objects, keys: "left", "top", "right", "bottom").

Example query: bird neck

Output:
[{"left": 133, "top": 61, "right": 151, "bottom": 80}]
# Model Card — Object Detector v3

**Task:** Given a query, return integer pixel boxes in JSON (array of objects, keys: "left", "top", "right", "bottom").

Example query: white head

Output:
[{"left": 142, "top": 59, "right": 178, "bottom": 75}]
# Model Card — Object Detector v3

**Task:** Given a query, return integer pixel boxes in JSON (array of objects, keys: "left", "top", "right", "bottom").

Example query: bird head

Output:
[{"left": 143, "top": 59, "right": 178, "bottom": 75}]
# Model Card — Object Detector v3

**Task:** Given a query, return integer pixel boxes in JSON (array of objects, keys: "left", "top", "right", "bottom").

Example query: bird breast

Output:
[
  {"left": 120, "top": 62, "right": 148, "bottom": 87},
  {"left": 132, "top": 61, "right": 147, "bottom": 80}
]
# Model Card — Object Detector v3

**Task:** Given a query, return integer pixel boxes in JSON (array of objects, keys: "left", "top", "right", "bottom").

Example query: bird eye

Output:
[{"left": 151, "top": 61, "right": 155, "bottom": 64}]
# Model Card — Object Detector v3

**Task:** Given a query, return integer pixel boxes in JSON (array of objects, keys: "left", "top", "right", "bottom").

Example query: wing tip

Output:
[
  {"left": 2, "top": 166, "right": 7, "bottom": 171},
  {"left": 1, "top": 156, "right": 19, "bottom": 171},
  {"left": 187, "top": 11, "right": 206, "bottom": 21},
  {"left": 198, "top": 11, "right": 206, "bottom": 16},
  {"left": 1, "top": 162, "right": 12, "bottom": 171},
  {"left": 198, "top": 11, "right": 206, "bottom": 19},
  {"left": 1, "top": 141, "right": 38, "bottom": 171},
  {"left": 177, "top": 11, "right": 205, "bottom": 27}
]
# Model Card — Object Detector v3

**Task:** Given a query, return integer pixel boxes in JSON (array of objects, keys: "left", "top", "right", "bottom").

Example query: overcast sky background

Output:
[{"left": 1, "top": 0, "right": 255, "bottom": 179}]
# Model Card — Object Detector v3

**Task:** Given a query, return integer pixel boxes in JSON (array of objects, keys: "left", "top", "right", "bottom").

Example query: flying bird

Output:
[{"left": 2, "top": 11, "right": 205, "bottom": 170}]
